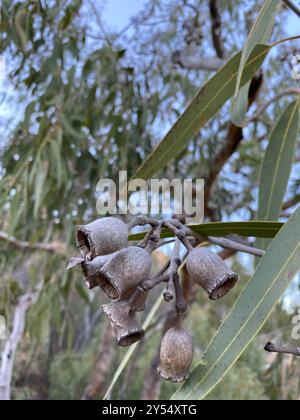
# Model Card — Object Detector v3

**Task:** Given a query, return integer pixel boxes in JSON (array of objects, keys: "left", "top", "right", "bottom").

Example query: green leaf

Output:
[
  {"left": 128, "top": 221, "right": 283, "bottom": 241},
  {"left": 231, "top": 0, "right": 281, "bottom": 127},
  {"left": 257, "top": 99, "right": 300, "bottom": 250},
  {"left": 33, "top": 160, "right": 48, "bottom": 218},
  {"left": 15, "top": 8, "right": 28, "bottom": 51},
  {"left": 171, "top": 207, "right": 300, "bottom": 400},
  {"left": 49, "top": 128, "right": 63, "bottom": 188},
  {"left": 132, "top": 44, "right": 271, "bottom": 180},
  {"left": 61, "top": 115, "right": 84, "bottom": 141}
]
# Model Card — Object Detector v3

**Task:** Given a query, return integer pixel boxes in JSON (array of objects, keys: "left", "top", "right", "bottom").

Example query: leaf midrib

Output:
[
  {"left": 136, "top": 47, "right": 269, "bottom": 179},
  {"left": 182, "top": 237, "right": 300, "bottom": 400},
  {"left": 263, "top": 99, "right": 299, "bottom": 220}
]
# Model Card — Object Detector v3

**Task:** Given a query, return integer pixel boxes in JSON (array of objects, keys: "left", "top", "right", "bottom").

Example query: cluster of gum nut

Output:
[{"left": 68, "top": 216, "right": 239, "bottom": 383}]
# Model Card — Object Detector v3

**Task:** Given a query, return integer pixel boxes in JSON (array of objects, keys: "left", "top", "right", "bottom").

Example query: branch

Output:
[
  {"left": 282, "top": 194, "right": 300, "bottom": 211},
  {"left": 209, "top": 0, "right": 225, "bottom": 59},
  {"left": 0, "top": 231, "right": 67, "bottom": 256},
  {"left": 0, "top": 291, "right": 40, "bottom": 400},
  {"left": 204, "top": 72, "right": 264, "bottom": 215},
  {"left": 171, "top": 50, "right": 224, "bottom": 71},
  {"left": 206, "top": 236, "right": 266, "bottom": 257},
  {"left": 282, "top": 0, "right": 300, "bottom": 18},
  {"left": 247, "top": 88, "right": 300, "bottom": 124},
  {"left": 265, "top": 342, "right": 300, "bottom": 357}
]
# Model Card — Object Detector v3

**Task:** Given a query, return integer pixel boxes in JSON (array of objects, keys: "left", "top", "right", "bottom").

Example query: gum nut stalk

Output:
[
  {"left": 130, "top": 289, "right": 149, "bottom": 312},
  {"left": 76, "top": 217, "right": 128, "bottom": 260},
  {"left": 158, "top": 326, "right": 194, "bottom": 383},
  {"left": 186, "top": 248, "right": 239, "bottom": 300},
  {"left": 98, "top": 246, "right": 152, "bottom": 300},
  {"left": 102, "top": 301, "right": 144, "bottom": 347}
]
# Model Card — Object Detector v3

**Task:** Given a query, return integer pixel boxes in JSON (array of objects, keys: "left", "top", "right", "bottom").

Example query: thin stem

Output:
[
  {"left": 164, "top": 220, "right": 194, "bottom": 252},
  {"left": 282, "top": 0, "right": 300, "bottom": 18},
  {"left": 164, "top": 238, "right": 181, "bottom": 302},
  {"left": 272, "top": 34, "right": 300, "bottom": 48},
  {"left": 183, "top": 225, "right": 266, "bottom": 257},
  {"left": 247, "top": 89, "right": 300, "bottom": 124},
  {"left": 207, "top": 236, "right": 266, "bottom": 257},
  {"left": 265, "top": 342, "right": 300, "bottom": 357},
  {"left": 0, "top": 231, "right": 67, "bottom": 255},
  {"left": 145, "top": 224, "right": 163, "bottom": 254},
  {"left": 173, "top": 273, "right": 187, "bottom": 314},
  {"left": 127, "top": 215, "right": 160, "bottom": 231}
]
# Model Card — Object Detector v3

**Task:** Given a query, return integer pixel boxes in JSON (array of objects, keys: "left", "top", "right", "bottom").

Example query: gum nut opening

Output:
[
  {"left": 158, "top": 327, "right": 194, "bottom": 383},
  {"left": 81, "top": 255, "right": 115, "bottom": 293},
  {"left": 98, "top": 246, "right": 152, "bottom": 300},
  {"left": 209, "top": 272, "right": 239, "bottom": 301},
  {"left": 76, "top": 217, "right": 128, "bottom": 260},
  {"left": 103, "top": 301, "right": 144, "bottom": 347},
  {"left": 186, "top": 248, "right": 239, "bottom": 300}
]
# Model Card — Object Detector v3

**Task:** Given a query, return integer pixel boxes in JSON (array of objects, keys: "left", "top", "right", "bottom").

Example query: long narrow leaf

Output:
[
  {"left": 257, "top": 98, "right": 300, "bottom": 250},
  {"left": 231, "top": 0, "right": 281, "bottom": 126},
  {"left": 129, "top": 221, "right": 284, "bottom": 241},
  {"left": 171, "top": 207, "right": 300, "bottom": 400},
  {"left": 133, "top": 45, "right": 271, "bottom": 180}
]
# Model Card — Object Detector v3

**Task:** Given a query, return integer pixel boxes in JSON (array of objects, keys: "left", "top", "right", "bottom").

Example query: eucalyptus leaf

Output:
[
  {"left": 257, "top": 99, "right": 300, "bottom": 250},
  {"left": 231, "top": 0, "right": 281, "bottom": 127},
  {"left": 171, "top": 207, "right": 300, "bottom": 400},
  {"left": 133, "top": 44, "right": 271, "bottom": 180}
]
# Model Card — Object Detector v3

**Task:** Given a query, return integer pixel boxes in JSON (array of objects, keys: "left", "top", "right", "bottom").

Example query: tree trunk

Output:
[{"left": 0, "top": 292, "right": 39, "bottom": 400}]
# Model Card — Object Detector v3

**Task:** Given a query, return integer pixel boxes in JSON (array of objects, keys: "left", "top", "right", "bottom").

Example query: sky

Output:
[
  {"left": 102, "top": 0, "right": 147, "bottom": 31},
  {"left": 0, "top": 1, "right": 299, "bottom": 121},
  {"left": 100, "top": 0, "right": 300, "bottom": 35}
]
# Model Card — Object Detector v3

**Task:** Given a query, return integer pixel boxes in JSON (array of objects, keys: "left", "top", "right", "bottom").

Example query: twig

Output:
[
  {"left": 172, "top": 221, "right": 266, "bottom": 257},
  {"left": 0, "top": 231, "right": 67, "bottom": 255},
  {"left": 164, "top": 238, "right": 181, "bottom": 302},
  {"left": 171, "top": 50, "right": 224, "bottom": 71},
  {"left": 265, "top": 342, "right": 300, "bottom": 357},
  {"left": 209, "top": 0, "right": 225, "bottom": 59},
  {"left": 283, "top": 194, "right": 300, "bottom": 211},
  {"left": 247, "top": 89, "right": 300, "bottom": 124},
  {"left": 282, "top": 0, "right": 300, "bottom": 18},
  {"left": 206, "top": 236, "right": 266, "bottom": 257},
  {"left": 203, "top": 73, "right": 264, "bottom": 216}
]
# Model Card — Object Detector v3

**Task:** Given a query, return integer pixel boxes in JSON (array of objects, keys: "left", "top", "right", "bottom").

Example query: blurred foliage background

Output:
[{"left": 0, "top": 0, "right": 300, "bottom": 400}]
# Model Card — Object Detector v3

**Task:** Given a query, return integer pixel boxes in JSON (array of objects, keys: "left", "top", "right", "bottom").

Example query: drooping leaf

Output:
[
  {"left": 132, "top": 45, "right": 271, "bottom": 180},
  {"left": 231, "top": 0, "right": 281, "bottom": 126},
  {"left": 33, "top": 160, "right": 48, "bottom": 218},
  {"left": 128, "top": 221, "right": 284, "bottom": 241},
  {"left": 171, "top": 206, "right": 300, "bottom": 400},
  {"left": 257, "top": 99, "right": 300, "bottom": 250}
]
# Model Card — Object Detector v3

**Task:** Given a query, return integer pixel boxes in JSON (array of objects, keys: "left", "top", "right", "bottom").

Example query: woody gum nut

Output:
[
  {"left": 102, "top": 301, "right": 144, "bottom": 347},
  {"left": 76, "top": 217, "right": 128, "bottom": 260},
  {"left": 98, "top": 246, "right": 152, "bottom": 300},
  {"left": 186, "top": 248, "right": 239, "bottom": 300},
  {"left": 158, "top": 326, "right": 194, "bottom": 383},
  {"left": 79, "top": 255, "right": 111, "bottom": 291}
]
